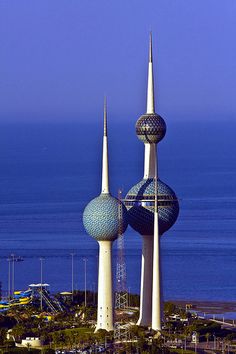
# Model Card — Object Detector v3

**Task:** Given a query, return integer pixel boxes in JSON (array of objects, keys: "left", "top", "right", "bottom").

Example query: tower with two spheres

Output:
[{"left": 83, "top": 34, "right": 179, "bottom": 332}]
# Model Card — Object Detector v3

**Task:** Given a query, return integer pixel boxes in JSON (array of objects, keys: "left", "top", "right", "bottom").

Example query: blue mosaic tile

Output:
[
  {"left": 83, "top": 194, "right": 128, "bottom": 241},
  {"left": 125, "top": 178, "right": 179, "bottom": 235}
]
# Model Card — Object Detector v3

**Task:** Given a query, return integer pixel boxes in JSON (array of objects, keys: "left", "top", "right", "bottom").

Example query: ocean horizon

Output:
[{"left": 0, "top": 120, "right": 235, "bottom": 302}]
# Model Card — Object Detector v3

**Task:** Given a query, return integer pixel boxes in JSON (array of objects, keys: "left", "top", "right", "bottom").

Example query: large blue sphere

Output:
[
  {"left": 125, "top": 178, "right": 179, "bottom": 236},
  {"left": 83, "top": 194, "right": 128, "bottom": 241}
]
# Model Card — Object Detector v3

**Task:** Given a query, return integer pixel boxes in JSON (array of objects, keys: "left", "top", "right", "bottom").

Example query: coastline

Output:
[{"left": 172, "top": 300, "right": 236, "bottom": 319}]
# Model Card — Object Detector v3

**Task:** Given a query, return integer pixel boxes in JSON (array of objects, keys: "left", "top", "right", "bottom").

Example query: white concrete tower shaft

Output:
[
  {"left": 101, "top": 97, "right": 109, "bottom": 194},
  {"left": 97, "top": 240, "right": 113, "bottom": 331},
  {"left": 137, "top": 234, "right": 153, "bottom": 326},
  {"left": 152, "top": 168, "right": 162, "bottom": 331},
  {"left": 138, "top": 33, "right": 157, "bottom": 327},
  {"left": 96, "top": 99, "right": 114, "bottom": 332}
]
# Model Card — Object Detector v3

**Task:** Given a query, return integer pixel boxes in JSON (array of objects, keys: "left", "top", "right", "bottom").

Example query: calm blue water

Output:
[{"left": 0, "top": 120, "right": 235, "bottom": 301}]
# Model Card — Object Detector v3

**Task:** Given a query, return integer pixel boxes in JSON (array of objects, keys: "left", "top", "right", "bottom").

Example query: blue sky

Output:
[{"left": 0, "top": 0, "right": 236, "bottom": 122}]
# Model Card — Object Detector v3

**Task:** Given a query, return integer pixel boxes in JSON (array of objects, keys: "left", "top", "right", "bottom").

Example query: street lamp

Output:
[
  {"left": 7, "top": 257, "right": 11, "bottom": 299},
  {"left": 195, "top": 338, "right": 197, "bottom": 354},
  {"left": 213, "top": 334, "right": 216, "bottom": 350},
  {"left": 71, "top": 253, "right": 75, "bottom": 302},
  {"left": 128, "top": 286, "right": 131, "bottom": 307},
  {"left": 83, "top": 258, "right": 87, "bottom": 307},
  {"left": 39, "top": 258, "right": 44, "bottom": 311},
  {"left": 92, "top": 282, "right": 96, "bottom": 305},
  {"left": 105, "top": 335, "right": 108, "bottom": 349},
  {"left": 11, "top": 254, "right": 15, "bottom": 296}
]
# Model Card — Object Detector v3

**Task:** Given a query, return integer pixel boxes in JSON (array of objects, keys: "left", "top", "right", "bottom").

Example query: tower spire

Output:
[
  {"left": 101, "top": 96, "right": 109, "bottom": 194},
  {"left": 104, "top": 96, "right": 107, "bottom": 136},
  {"left": 149, "top": 31, "right": 153, "bottom": 63},
  {"left": 146, "top": 32, "right": 155, "bottom": 114}
]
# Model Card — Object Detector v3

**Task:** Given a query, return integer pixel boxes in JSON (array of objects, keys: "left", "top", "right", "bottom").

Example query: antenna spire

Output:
[
  {"left": 101, "top": 97, "right": 109, "bottom": 194},
  {"left": 104, "top": 96, "right": 107, "bottom": 136},
  {"left": 146, "top": 32, "right": 155, "bottom": 114},
  {"left": 149, "top": 31, "right": 153, "bottom": 63}
]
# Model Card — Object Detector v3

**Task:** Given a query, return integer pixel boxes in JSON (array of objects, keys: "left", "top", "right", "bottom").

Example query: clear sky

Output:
[{"left": 0, "top": 0, "right": 236, "bottom": 122}]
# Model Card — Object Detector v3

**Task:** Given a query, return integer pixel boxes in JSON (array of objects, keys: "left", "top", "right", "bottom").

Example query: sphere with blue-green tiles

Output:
[
  {"left": 136, "top": 113, "right": 166, "bottom": 144},
  {"left": 83, "top": 193, "right": 128, "bottom": 241},
  {"left": 125, "top": 178, "right": 179, "bottom": 236}
]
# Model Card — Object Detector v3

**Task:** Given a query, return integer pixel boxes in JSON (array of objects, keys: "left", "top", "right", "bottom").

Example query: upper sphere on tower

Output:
[
  {"left": 136, "top": 113, "right": 166, "bottom": 144},
  {"left": 136, "top": 33, "right": 166, "bottom": 144}
]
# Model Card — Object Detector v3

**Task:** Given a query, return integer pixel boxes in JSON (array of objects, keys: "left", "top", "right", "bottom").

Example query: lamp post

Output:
[
  {"left": 11, "top": 254, "right": 15, "bottom": 296},
  {"left": 71, "top": 253, "right": 75, "bottom": 302},
  {"left": 83, "top": 258, "right": 87, "bottom": 307},
  {"left": 7, "top": 257, "right": 11, "bottom": 299},
  {"left": 105, "top": 335, "right": 109, "bottom": 350},
  {"left": 92, "top": 282, "right": 96, "bottom": 305},
  {"left": 39, "top": 258, "right": 44, "bottom": 311},
  {"left": 128, "top": 286, "right": 131, "bottom": 308}
]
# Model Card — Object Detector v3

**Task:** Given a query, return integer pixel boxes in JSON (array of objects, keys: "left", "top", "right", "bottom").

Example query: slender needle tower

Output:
[
  {"left": 152, "top": 172, "right": 162, "bottom": 331},
  {"left": 125, "top": 34, "right": 179, "bottom": 329},
  {"left": 83, "top": 99, "right": 128, "bottom": 332}
]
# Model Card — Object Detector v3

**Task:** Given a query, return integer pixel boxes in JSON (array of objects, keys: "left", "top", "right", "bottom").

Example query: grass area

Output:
[
  {"left": 0, "top": 349, "right": 41, "bottom": 353},
  {"left": 63, "top": 327, "right": 93, "bottom": 334},
  {"left": 170, "top": 350, "right": 195, "bottom": 354},
  {"left": 49, "top": 326, "right": 93, "bottom": 335}
]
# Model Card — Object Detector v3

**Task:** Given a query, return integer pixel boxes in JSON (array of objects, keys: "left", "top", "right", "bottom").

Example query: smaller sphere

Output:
[
  {"left": 83, "top": 194, "right": 128, "bottom": 241},
  {"left": 136, "top": 113, "right": 166, "bottom": 144}
]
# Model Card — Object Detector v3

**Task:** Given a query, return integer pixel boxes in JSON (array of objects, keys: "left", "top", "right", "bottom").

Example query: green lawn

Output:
[{"left": 170, "top": 349, "right": 195, "bottom": 354}]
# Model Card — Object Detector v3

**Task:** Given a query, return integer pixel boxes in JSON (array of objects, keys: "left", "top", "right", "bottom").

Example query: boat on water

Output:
[{"left": 15, "top": 256, "right": 24, "bottom": 262}]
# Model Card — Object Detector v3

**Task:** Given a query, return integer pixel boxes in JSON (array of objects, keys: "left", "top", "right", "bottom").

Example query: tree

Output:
[
  {"left": 164, "top": 302, "right": 176, "bottom": 316},
  {"left": 0, "top": 327, "right": 7, "bottom": 345},
  {"left": 26, "top": 342, "right": 31, "bottom": 351},
  {"left": 52, "top": 331, "right": 61, "bottom": 349},
  {"left": 11, "top": 324, "right": 26, "bottom": 341},
  {"left": 205, "top": 332, "right": 210, "bottom": 348}
]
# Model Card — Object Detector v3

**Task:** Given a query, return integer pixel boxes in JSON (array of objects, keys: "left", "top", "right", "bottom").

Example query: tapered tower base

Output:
[
  {"left": 152, "top": 210, "right": 162, "bottom": 331},
  {"left": 137, "top": 235, "right": 153, "bottom": 326},
  {"left": 96, "top": 241, "right": 114, "bottom": 332}
]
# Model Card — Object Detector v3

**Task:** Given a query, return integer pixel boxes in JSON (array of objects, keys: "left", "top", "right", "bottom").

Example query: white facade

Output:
[
  {"left": 144, "top": 143, "right": 156, "bottom": 179},
  {"left": 96, "top": 241, "right": 114, "bottom": 331},
  {"left": 152, "top": 176, "right": 162, "bottom": 331},
  {"left": 137, "top": 235, "right": 153, "bottom": 326},
  {"left": 20, "top": 337, "right": 43, "bottom": 348}
]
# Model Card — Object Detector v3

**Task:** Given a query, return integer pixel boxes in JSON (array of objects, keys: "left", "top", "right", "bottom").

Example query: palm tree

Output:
[
  {"left": 26, "top": 342, "right": 31, "bottom": 351},
  {"left": 205, "top": 332, "right": 210, "bottom": 348}
]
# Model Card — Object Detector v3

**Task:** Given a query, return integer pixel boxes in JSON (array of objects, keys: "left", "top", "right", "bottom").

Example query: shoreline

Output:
[{"left": 171, "top": 300, "right": 236, "bottom": 316}]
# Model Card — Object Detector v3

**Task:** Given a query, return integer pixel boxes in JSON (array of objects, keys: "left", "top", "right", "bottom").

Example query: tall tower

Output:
[
  {"left": 125, "top": 34, "right": 179, "bottom": 329},
  {"left": 83, "top": 99, "right": 128, "bottom": 332}
]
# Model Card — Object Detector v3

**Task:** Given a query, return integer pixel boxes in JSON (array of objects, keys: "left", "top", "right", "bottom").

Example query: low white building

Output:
[{"left": 18, "top": 337, "right": 43, "bottom": 348}]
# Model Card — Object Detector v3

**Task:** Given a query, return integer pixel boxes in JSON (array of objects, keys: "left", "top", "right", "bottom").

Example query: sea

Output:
[{"left": 0, "top": 120, "right": 235, "bottom": 302}]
